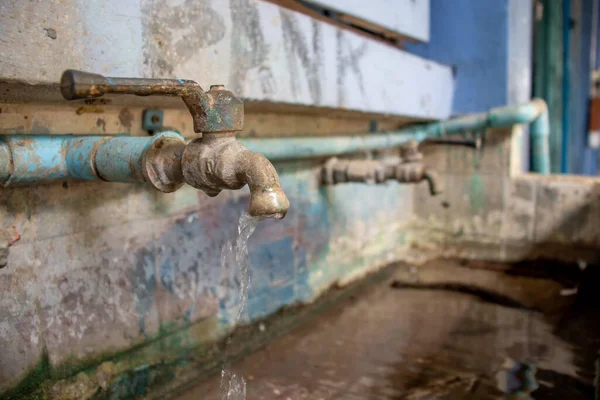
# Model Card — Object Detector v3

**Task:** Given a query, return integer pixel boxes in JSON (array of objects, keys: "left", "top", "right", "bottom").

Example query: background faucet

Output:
[{"left": 321, "top": 137, "right": 480, "bottom": 196}]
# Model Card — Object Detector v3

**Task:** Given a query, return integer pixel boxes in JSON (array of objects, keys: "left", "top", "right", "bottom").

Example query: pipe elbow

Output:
[{"left": 530, "top": 98, "right": 549, "bottom": 116}]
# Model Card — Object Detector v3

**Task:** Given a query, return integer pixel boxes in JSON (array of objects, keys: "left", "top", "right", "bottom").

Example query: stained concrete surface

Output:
[{"left": 173, "top": 260, "right": 598, "bottom": 400}]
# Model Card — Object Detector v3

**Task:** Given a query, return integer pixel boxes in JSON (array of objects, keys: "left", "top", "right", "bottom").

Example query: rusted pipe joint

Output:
[{"left": 142, "top": 135, "right": 186, "bottom": 192}]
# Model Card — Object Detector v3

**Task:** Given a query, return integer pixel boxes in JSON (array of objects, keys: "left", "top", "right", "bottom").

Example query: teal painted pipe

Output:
[
  {"left": 67, "top": 135, "right": 157, "bottom": 183},
  {"left": 0, "top": 99, "right": 550, "bottom": 185},
  {"left": 0, "top": 132, "right": 183, "bottom": 185},
  {"left": 529, "top": 103, "right": 551, "bottom": 174},
  {"left": 0, "top": 135, "right": 69, "bottom": 185},
  {"left": 240, "top": 131, "right": 431, "bottom": 161},
  {"left": 241, "top": 99, "right": 550, "bottom": 173}
]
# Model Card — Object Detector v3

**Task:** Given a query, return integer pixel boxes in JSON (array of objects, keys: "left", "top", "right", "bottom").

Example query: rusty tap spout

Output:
[
  {"left": 422, "top": 169, "right": 443, "bottom": 196},
  {"left": 181, "top": 133, "right": 290, "bottom": 219}
]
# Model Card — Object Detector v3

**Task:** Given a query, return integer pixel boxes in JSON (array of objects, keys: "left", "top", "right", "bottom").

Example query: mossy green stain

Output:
[
  {"left": 466, "top": 151, "right": 485, "bottom": 213},
  {"left": 0, "top": 349, "right": 51, "bottom": 400},
  {"left": 0, "top": 316, "right": 219, "bottom": 400},
  {"left": 469, "top": 173, "right": 485, "bottom": 214}
]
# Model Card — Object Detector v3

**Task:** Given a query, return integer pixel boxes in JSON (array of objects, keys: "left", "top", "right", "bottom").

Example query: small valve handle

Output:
[{"left": 60, "top": 70, "right": 244, "bottom": 134}]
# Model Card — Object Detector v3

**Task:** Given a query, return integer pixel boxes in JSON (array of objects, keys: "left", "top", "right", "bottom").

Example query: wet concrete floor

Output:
[{"left": 174, "top": 259, "right": 599, "bottom": 399}]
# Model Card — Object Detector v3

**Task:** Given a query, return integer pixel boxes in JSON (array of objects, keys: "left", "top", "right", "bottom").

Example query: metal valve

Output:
[
  {"left": 321, "top": 138, "right": 487, "bottom": 196},
  {"left": 322, "top": 141, "right": 443, "bottom": 196}
]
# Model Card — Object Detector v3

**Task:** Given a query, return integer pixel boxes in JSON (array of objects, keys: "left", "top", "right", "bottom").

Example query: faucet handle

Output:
[
  {"left": 60, "top": 70, "right": 244, "bottom": 134},
  {"left": 60, "top": 70, "right": 201, "bottom": 100}
]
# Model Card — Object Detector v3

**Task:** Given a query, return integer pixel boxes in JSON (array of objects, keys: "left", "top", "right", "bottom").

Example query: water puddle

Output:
[{"left": 219, "top": 213, "right": 263, "bottom": 400}]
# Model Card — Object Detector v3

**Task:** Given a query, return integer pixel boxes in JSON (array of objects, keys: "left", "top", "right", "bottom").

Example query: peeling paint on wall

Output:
[{"left": 0, "top": 158, "right": 418, "bottom": 397}]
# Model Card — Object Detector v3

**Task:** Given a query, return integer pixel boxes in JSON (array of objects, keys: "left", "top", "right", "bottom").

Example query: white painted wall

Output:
[
  {"left": 305, "top": 0, "right": 430, "bottom": 42},
  {"left": 0, "top": 0, "right": 452, "bottom": 119}
]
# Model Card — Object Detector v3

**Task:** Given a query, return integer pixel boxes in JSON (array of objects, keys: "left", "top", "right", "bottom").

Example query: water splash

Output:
[
  {"left": 220, "top": 370, "right": 246, "bottom": 400},
  {"left": 234, "top": 213, "right": 261, "bottom": 324},
  {"left": 220, "top": 213, "right": 263, "bottom": 400}
]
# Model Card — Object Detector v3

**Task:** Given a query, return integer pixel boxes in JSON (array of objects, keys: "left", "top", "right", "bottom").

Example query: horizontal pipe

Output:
[
  {"left": 67, "top": 135, "right": 153, "bottom": 183},
  {"left": 0, "top": 132, "right": 184, "bottom": 185},
  {"left": 240, "top": 131, "right": 430, "bottom": 161},
  {"left": 241, "top": 99, "right": 550, "bottom": 173},
  {"left": 0, "top": 136, "right": 70, "bottom": 184},
  {"left": 0, "top": 99, "right": 550, "bottom": 185}
]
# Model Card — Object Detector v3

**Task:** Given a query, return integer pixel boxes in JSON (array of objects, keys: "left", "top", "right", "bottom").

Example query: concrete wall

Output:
[
  {"left": 410, "top": 127, "right": 600, "bottom": 263},
  {"left": 1, "top": 0, "right": 599, "bottom": 398},
  {"left": 0, "top": 130, "right": 414, "bottom": 397},
  {"left": 2, "top": 113, "right": 600, "bottom": 398},
  {"left": 0, "top": 0, "right": 453, "bottom": 391},
  {"left": 0, "top": 0, "right": 453, "bottom": 120}
]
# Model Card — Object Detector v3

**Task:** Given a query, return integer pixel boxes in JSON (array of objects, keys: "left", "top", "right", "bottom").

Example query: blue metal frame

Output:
[{"left": 562, "top": 0, "right": 571, "bottom": 173}]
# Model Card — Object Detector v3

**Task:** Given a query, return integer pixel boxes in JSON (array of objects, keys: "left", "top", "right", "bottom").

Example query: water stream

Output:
[{"left": 220, "top": 213, "right": 263, "bottom": 400}]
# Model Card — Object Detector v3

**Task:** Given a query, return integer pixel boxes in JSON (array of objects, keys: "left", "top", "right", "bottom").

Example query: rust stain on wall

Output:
[{"left": 75, "top": 106, "right": 104, "bottom": 115}]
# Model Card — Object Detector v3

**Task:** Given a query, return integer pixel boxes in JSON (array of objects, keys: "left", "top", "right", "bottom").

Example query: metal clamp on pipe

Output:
[{"left": 0, "top": 71, "right": 290, "bottom": 219}]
